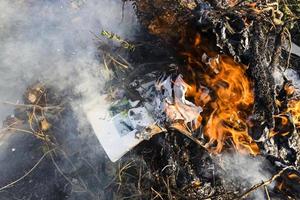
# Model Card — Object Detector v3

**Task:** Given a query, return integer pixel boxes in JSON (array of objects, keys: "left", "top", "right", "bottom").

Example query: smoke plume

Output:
[
  {"left": 0, "top": 1, "right": 136, "bottom": 199},
  {"left": 0, "top": 0, "right": 137, "bottom": 123}
]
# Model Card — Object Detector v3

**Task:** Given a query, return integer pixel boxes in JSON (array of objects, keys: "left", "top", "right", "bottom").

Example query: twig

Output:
[
  {"left": 0, "top": 148, "right": 56, "bottom": 192},
  {"left": 264, "top": 185, "right": 271, "bottom": 200},
  {"left": 103, "top": 54, "right": 110, "bottom": 71},
  {"left": 117, "top": 54, "right": 130, "bottom": 66},
  {"left": 235, "top": 166, "right": 296, "bottom": 199},
  {"left": 50, "top": 153, "right": 75, "bottom": 188},
  {"left": 0, "top": 101, "right": 62, "bottom": 111},
  {"left": 6, "top": 127, "right": 49, "bottom": 142},
  {"left": 284, "top": 27, "right": 292, "bottom": 71},
  {"left": 0, "top": 121, "right": 20, "bottom": 135},
  {"left": 118, "top": 161, "right": 134, "bottom": 183},
  {"left": 107, "top": 54, "right": 128, "bottom": 69},
  {"left": 162, "top": 177, "right": 172, "bottom": 200},
  {"left": 89, "top": 31, "right": 104, "bottom": 43},
  {"left": 6, "top": 127, "right": 36, "bottom": 135},
  {"left": 138, "top": 164, "right": 142, "bottom": 194},
  {"left": 151, "top": 187, "right": 164, "bottom": 200},
  {"left": 49, "top": 148, "right": 99, "bottom": 198}
]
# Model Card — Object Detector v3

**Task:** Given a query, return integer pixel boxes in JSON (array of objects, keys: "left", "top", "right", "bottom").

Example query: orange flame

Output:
[
  {"left": 276, "top": 171, "right": 300, "bottom": 192},
  {"left": 288, "top": 173, "right": 300, "bottom": 180},
  {"left": 182, "top": 35, "right": 259, "bottom": 155},
  {"left": 203, "top": 56, "right": 258, "bottom": 155},
  {"left": 287, "top": 100, "right": 300, "bottom": 128}
]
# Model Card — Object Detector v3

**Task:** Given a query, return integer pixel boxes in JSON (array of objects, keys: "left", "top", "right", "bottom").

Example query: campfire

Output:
[
  {"left": 99, "top": 0, "right": 300, "bottom": 199},
  {"left": 0, "top": 0, "right": 300, "bottom": 199}
]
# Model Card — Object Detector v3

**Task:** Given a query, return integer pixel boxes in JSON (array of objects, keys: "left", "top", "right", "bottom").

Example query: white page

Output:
[{"left": 83, "top": 95, "right": 143, "bottom": 162}]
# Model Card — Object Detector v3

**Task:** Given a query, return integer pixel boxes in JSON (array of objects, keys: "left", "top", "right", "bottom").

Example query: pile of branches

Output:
[
  {"left": 105, "top": 0, "right": 300, "bottom": 199},
  {"left": 128, "top": 0, "right": 300, "bottom": 135},
  {"left": 1, "top": 1, "right": 300, "bottom": 200}
]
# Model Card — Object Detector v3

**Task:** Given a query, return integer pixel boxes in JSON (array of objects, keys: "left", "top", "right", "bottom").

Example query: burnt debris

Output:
[{"left": 1, "top": 0, "right": 300, "bottom": 200}]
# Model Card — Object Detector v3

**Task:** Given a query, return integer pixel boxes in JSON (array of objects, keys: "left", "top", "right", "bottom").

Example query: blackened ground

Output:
[
  {"left": 0, "top": 89, "right": 117, "bottom": 200},
  {"left": 0, "top": 133, "right": 70, "bottom": 200}
]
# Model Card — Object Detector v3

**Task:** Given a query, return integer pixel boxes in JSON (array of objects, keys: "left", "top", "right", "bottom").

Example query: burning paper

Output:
[
  {"left": 156, "top": 75, "right": 203, "bottom": 129},
  {"left": 135, "top": 74, "right": 203, "bottom": 129},
  {"left": 84, "top": 74, "right": 204, "bottom": 162}
]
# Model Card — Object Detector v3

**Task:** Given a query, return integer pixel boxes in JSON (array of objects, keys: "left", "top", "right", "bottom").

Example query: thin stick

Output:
[
  {"left": 6, "top": 127, "right": 35, "bottom": 135},
  {"left": 0, "top": 148, "right": 56, "bottom": 192},
  {"left": 236, "top": 166, "right": 296, "bottom": 199},
  {"left": 138, "top": 165, "right": 142, "bottom": 194},
  {"left": 0, "top": 121, "right": 20, "bottom": 134},
  {"left": 89, "top": 31, "right": 104, "bottom": 43},
  {"left": 151, "top": 187, "right": 164, "bottom": 200},
  {"left": 107, "top": 54, "right": 128, "bottom": 69},
  {"left": 118, "top": 161, "right": 134, "bottom": 183},
  {"left": 103, "top": 54, "right": 110, "bottom": 71},
  {"left": 264, "top": 185, "right": 271, "bottom": 200},
  {"left": 117, "top": 54, "right": 130, "bottom": 66},
  {"left": 6, "top": 127, "right": 49, "bottom": 141},
  {"left": 50, "top": 148, "right": 99, "bottom": 198},
  {"left": 284, "top": 27, "right": 292, "bottom": 71},
  {"left": 1, "top": 101, "right": 62, "bottom": 111},
  {"left": 162, "top": 177, "right": 172, "bottom": 200}
]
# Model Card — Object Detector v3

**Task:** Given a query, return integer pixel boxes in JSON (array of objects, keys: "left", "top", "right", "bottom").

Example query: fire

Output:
[
  {"left": 287, "top": 100, "right": 300, "bottom": 128},
  {"left": 202, "top": 56, "right": 258, "bottom": 155},
  {"left": 182, "top": 35, "right": 259, "bottom": 155},
  {"left": 288, "top": 173, "right": 300, "bottom": 180},
  {"left": 276, "top": 171, "right": 300, "bottom": 193}
]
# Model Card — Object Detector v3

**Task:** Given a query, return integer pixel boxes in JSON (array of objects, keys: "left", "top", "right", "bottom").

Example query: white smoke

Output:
[
  {"left": 0, "top": 0, "right": 137, "bottom": 123},
  {"left": 219, "top": 153, "right": 272, "bottom": 200},
  {"left": 285, "top": 69, "right": 300, "bottom": 91},
  {"left": 0, "top": 1, "right": 136, "bottom": 198}
]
